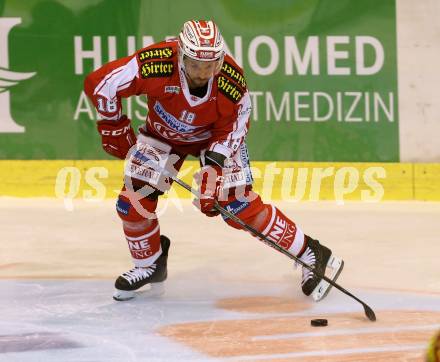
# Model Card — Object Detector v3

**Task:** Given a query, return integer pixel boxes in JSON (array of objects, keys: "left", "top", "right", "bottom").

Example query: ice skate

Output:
[
  {"left": 113, "top": 235, "right": 170, "bottom": 301},
  {"left": 297, "top": 236, "right": 344, "bottom": 302}
]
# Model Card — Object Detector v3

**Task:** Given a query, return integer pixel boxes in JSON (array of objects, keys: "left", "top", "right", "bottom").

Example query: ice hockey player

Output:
[{"left": 84, "top": 20, "right": 344, "bottom": 301}]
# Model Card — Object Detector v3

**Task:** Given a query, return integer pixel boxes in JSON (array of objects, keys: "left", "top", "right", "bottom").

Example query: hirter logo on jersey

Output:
[
  {"left": 221, "top": 62, "right": 247, "bottom": 88},
  {"left": 217, "top": 76, "right": 243, "bottom": 103},
  {"left": 140, "top": 61, "right": 174, "bottom": 78},
  {"left": 138, "top": 47, "right": 173, "bottom": 63}
]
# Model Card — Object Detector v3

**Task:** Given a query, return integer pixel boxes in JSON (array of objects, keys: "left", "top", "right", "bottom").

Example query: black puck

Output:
[{"left": 311, "top": 318, "right": 328, "bottom": 327}]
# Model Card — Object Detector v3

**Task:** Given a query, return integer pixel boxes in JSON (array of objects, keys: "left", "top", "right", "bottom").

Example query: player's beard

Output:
[{"left": 186, "top": 75, "right": 210, "bottom": 89}]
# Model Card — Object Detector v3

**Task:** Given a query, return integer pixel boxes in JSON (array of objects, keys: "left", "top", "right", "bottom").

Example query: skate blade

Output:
[
  {"left": 138, "top": 282, "right": 165, "bottom": 297},
  {"left": 312, "top": 256, "right": 344, "bottom": 302},
  {"left": 113, "top": 289, "right": 135, "bottom": 301},
  {"left": 113, "top": 282, "right": 165, "bottom": 302}
]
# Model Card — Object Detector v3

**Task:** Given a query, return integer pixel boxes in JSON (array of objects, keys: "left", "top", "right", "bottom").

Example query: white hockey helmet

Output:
[{"left": 178, "top": 20, "right": 225, "bottom": 62}]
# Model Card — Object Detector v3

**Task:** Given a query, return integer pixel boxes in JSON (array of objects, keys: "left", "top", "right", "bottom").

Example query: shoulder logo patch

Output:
[
  {"left": 221, "top": 62, "right": 247, "bottom": 89},
  {"left": 217, "top": 76, "right": 244, "bottom": 103},
  {"left": 138, "top": 47, "right": 173, "bottom": 62},
  {"left": 140, "top": 61, "right": 174, "bottom": 78}
]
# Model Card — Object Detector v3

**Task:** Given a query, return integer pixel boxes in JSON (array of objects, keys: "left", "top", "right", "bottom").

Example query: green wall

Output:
[{"left": 0, "top": 0, "right": 398, "bottom": 161}]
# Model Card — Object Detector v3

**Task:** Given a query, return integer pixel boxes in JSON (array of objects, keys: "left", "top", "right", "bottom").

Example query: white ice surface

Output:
[{"left": 0, "top": 199, "right": 439, "bottom": 361}]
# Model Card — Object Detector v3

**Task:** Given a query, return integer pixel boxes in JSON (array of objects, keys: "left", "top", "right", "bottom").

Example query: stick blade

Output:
[{"left": 364, "top": 304, "right": 376, "bottom": 322}]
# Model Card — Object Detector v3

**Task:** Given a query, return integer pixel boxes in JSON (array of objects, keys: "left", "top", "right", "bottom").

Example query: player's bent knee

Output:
[
  {"left": 246, "top": 205, "right": 270, "bottom": 230},
  {"left": 116, "top": 189, "right": 159, "bottom": 222},
  {"left": 219, "top": 191, "right": 267, "bottom": 230},
  {"left": 122, "top": 219, "right": 154, "bottom": 233},
  {"left": 219, "top": 191, "right": 304, "bottom": 252}
]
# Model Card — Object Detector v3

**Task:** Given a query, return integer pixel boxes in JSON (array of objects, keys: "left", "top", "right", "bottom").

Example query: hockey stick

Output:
[{"left": 143, "top": 160, "right": 376, "bottom": 322}]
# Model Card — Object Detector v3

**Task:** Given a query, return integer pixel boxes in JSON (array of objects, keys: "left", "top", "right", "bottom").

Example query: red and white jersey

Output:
[{"left": 84, "top": 39, "right": 251, "bottom": 158}]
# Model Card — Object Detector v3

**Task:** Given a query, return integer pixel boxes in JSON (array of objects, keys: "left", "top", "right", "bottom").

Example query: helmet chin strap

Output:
[
  {"left": 214, "top": 54, "right": 225, "bottom": 74},
  {"left": 179, "top": 55, "right": 195, "bottom": 87},
  {"left": 185, "top": 73, "right": 199, "bottom": 89},
  {"left": 178, "top": 57, "right": 202, "bottom": 89},
  {"left": 178, "top": 51, "right": 187, "bottom": 73}
]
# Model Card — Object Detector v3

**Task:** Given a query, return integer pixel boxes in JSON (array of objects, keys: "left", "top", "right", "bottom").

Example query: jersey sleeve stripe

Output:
[
  {"left": 94, "top": 57, "right": 139, "bottom": 101},
  {"left": 209, "top": 91, "right": 251, "bottom": 157},
  {"left": 94, "top": 67, "right": 125, "bottom": 96}
]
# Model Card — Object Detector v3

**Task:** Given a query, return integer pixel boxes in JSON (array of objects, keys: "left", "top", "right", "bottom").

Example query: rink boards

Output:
[{"left": 1, "top": 160, "right": 439, "bottom": 201}]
